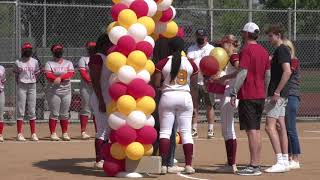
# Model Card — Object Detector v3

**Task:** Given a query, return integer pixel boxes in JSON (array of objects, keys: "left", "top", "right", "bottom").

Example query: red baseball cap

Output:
[
  {"left": 22, "top": 43, "right": 33, "bottom": 50},
  {"left": 51, "top": 44, "right": 64, "bottom": 52},
  {"left": 86, "top": 42, "right": 96, "bottom": 48}
]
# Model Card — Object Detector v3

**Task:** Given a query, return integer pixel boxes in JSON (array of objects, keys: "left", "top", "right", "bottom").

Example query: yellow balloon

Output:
[
  {"left": 110, "top": 142, "right": 126, "bottom": 160},
  {"left": 136, "top": 96, "right": 156, "bottom": 115},
  {"left": 143, "top": 144, "right": 154, "bottom": 156},
  {"left": 137, "top": 17, "right": 155, "bottom": 35},
  {"left": 107, "top": 101, "right": 117, "bottom": 114},
  {"left": 210, "top": 47, "right": 229, "bottom": 70},
  {"left": 181, "top": 51, "right": 186, "bottom": 57},
  {"left": 125, "top": 142, "right": 145, "bottom": 160},
  {"left": 162, "top": 21, "right": 178, "bottom": 38},
  {"left": 152, "top": 11, "right": 162, "bottom": 22},
  {"left": 106, "top": 21, "right": 119, "bottom": 33},
  {"left": 112, "top": 0, "right": 121, "bottom": 4},
  {"left": 117, "top": 95, "right": 136, "bottom": 115},
  {"left": 118, "top": 9, "right": 137, "bottom": 29},
  {"left": 106, "top": 52, "right": 127, "bottom": 73},
  {"left": 127, "top": 50, "right": 148, "bottom": 71},
  {"left": 144, "top": 60, "right": 155, "bottom": 75}
]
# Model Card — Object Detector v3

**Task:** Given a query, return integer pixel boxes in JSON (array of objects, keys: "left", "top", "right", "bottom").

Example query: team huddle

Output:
[{"left": 0, "top": 22, "right": 302, "bottom": 176}]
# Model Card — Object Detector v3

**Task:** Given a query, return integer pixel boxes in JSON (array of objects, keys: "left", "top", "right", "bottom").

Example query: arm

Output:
[
  {"left": 89, "top": 55, "right": 105, "bottom": 112},
  {"left": 79, "top": 69, "right": 91, "bottom": 83},
  {"left": 154, "top": 71, "right": 162, "bottom": 89},
  {"left": 230, "top": 68, "right": 248, "bottom": 97},
  {"left": 60, "top": 71, "right": 75, "bottom": 81},
  {"left": 265, "top": 69, "right": 271, "bottom": 96},
  {"left": 45, "top": 72, "right": 58, "bottom": 82}
]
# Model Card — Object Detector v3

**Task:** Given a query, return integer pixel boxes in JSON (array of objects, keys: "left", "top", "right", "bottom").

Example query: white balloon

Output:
[
  {"left": 108, "top": 112, "right": 127, "bottom": 130},
  {"left": 145, "top": 115, "right": 155, "bottom": 127},
  {"left": 154, "top": 22, "right": 167, "bottom": 34},
  {"left": 121, "top": 0, "right": 134, "bottom": 6},
  {"left": 144, "top": 36, "right": 155, "bottom": 48},
  {"left": 157, "top": 0, "right": 173, "bottom": 11},
  {"left": 136, "top": 70, "right": 150, "bottom": 83},
  {"left": 170, "top": 6, "right": 176, "bottom": 21},
  {"left": 109, "top": 73, "right": 119, "bottom": 85},
  {"left": 145, "top": 0, "right": 157, "bottom": 17},
  {"left": 117, "top": 65, "right": 136, "bottom": 84},
  {"left": 108, "top": 26, "right": 128, "bottom": 45},
  {"left": 127, "top": 111, "right": 147, "bottom": 129},
  {"left": 128, "top": 23, "right": 147, "bottom": 43}
]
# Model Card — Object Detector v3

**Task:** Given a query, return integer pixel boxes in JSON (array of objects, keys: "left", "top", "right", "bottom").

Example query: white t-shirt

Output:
[
  {"left": 187, "top": 43, "right": 214, "bottom": 85},
  {"left": 156, "top": 56, "right": 198, "bottom": 92},
  {"left": 0, "top": 65, "right": 6, "bottom": 91},
  {"left": 15, "top": 58, "right": 40, "bottom": 84}
]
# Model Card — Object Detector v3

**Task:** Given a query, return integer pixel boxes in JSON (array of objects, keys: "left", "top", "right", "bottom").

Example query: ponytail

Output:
[{"left": 170, "top": 51, "right": 182, "bottom": 82}]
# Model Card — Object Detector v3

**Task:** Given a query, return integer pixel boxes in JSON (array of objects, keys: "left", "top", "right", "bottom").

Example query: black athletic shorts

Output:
[{"left": 238, "top": 99, "right": 265, "bottom": 130}]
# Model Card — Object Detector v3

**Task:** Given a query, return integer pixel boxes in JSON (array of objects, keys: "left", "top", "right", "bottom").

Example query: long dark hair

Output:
[
  {"left": 95, "top": 33, "right": 113, "bottom": 54},
  {"left": 168, "top": 37, "right": 185, "bottom": 82},
  {"left": 153, "top": 38, "right": 170, "bottom": 64}
]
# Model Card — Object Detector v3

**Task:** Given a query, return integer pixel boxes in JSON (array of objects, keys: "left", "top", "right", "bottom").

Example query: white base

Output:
[{"left": 116, "top": 172, "right": 144, "bottom": 178}]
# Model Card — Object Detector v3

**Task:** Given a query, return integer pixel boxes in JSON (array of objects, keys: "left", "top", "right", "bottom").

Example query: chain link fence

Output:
[{"left": 0, "top": 2, "right": 320, "bottom": 122}]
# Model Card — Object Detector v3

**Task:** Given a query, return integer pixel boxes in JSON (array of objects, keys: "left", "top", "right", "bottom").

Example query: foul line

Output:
[
  {"left": 177, "top": 173, "right": 208, "bottom": 180},
  {"left": 304, "top": 130, "right": 320, "bottom": 133}
]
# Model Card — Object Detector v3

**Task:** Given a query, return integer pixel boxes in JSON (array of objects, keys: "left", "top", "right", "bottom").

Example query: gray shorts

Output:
[{"left": 265, "top": 97, "right": 288, "bottom": 119}]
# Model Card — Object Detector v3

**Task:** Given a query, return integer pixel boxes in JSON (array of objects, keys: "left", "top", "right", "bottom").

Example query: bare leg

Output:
[
  {"left": 265, "top": 117, "right": 282, "bottom": 154},
  {"left": 246, "top": 130, "right": 261, "bottom": 166}
]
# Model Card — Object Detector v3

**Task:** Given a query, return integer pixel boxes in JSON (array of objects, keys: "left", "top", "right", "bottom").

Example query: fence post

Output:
[
  {"left": 248, "top": 0, "right": 253, "bottom": 22},
  {"left": 288, "top": 8, "right": 292, "bottom": 40},
  {"left": 208, "top": 0, "right": 213, "bottom": 42}
]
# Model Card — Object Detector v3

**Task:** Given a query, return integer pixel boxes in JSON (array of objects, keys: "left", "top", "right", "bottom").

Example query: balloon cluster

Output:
[
  {"left": 200, "top": 47, "right": 229, "bottom": 76},
  {"left": 103, "top": 0, "right": 179, "bottom": 177}
]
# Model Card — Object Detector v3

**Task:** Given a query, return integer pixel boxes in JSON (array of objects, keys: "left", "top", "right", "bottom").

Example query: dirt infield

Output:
[{"left": 0, "top": 122, "right": 320, "bottom": 180}]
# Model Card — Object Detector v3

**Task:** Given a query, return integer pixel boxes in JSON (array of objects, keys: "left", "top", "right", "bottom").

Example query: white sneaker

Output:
[
  {"left": 0, "top": 134, "right": 4, "bottom": 142},
  {"left": 94, "top": 160, "right": 104, "bottom": 169},
  {"left": 81, "top": 132, "right": 91, "bottom": 140},
  {"left": 62, "top": 133, "right": 71, "bottom": 141},
  {"left": 167, "top": 165, "right": 185, "bottom": 174},
  {"left": 50, "top": 133, "right": 60, "bottom": 141},
  {"left": 207, "top": 129, "right": 214, "bottom": 139},
  {"left": 17, "top": 133, "right": 26, "bottom": 141},
  {"left": 289, "top": 160, "right": 300, "bottom": 169},
  {"left": 31, "top": 133, "right": 39, "bottom": 141},
  {"left": 184, "top": 165, "right": 195, "bottom": 174},
  {"left": 283, "top": 161, "right": 290, "bottom": 172},
  {"left": 265, "top": 163, "right": 286, "bottom": 173},
  {"left": 160, "top": 166, "right": 167, "bottom": 175}
]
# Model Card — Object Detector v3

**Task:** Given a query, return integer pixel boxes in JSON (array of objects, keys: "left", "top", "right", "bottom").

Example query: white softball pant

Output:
[
  {"left": 47, "top": 91, "right": 71, "bottom": 120},
  {"left": 90, "top": 93, "right": 110, "bottom": 141},
  {"left": 16, "top": 83, "right": 37, "bottom": 120},
  {"left": 159, "top": 91, "right": 194, "bottom": 145},
  {"left": 80, "top": 84, "right": 92, "bottom": 117},
  {"left": 216, "top": 91, "right": 238, "bottom": 140},
  {"left": 0, "top": 92, "right": 4, "bottom": 121}
]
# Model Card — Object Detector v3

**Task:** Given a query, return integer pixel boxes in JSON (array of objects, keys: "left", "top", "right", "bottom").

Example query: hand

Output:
[
  {"left": 230, "top": 96, "right": 237, "bottom": 107},
  {"left": 271, "top": 94, "right": 280, "bottom": 105},
  {"left": 212, "top": 76, "right": 227, "bottom": 85},
  {"left": 53, "top": 77, "right": 61, "bottom": 85},
  {"left": 99, "top": 101, "right": 106, "bottom": 113}
]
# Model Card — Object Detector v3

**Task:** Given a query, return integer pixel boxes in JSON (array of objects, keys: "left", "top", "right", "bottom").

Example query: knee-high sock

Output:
[
  {"left": 80, "top": 115, "right": 88, "bottom": 133},
  {"left": 159, "top": 138, "right": 170, "bottom": 166},
  {"left": 49, "top": 119, "right": 57, "bottom": 134},
  {"left": 29, "top": 119, "right": 36, "bottom": 134},
  {"left": 183, "top": 143, "right": 193, "bottom": 166},
  {"left": 225, "top": 139, "right": 237, "bottom": 166},
  {"left": 0, "top": 122, "right": 4, "bottom": 134},
  {"left": 60, "top": 120, "right": 69, "bottom": 133},
  {"left": 95, "top": 138, "right": 104, "bottom": 162},
  {"left": 17, "top": 120, "right": 23, "bottom": 134}
]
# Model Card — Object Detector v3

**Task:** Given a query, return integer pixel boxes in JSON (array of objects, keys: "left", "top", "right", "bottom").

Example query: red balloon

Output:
[
  {"left": 115, "top": 125, "right": 137, "bottom": 145},
  {"left": 135, "top": 41, "right": 153, "bottom": 58},
  {"left": 101, "top": 143, "right": 112, "bottom": 159},
  {"left": 160, "top": 6, "right": 174, "bottom": 22},
  {"left": 177, "top": 26, "right": 185, "bottom": 38},
  {"left": 111, "top": 3, "right": 128, "bottom": 21},
  {"left": 199, "top": 56, "right": 220, "bottom": 76},
  {"left": 145, "top": 85, "right": 156, "bottom": 98},
  {"left": 127, "top": 78, "right": 148, "bottom": 99},
  {"left": 136, "top": 126, "right": 157, "bottom": 144},
  {"left": 109, "top": 130, "right": 117, "bottom": 143},
  {"left": 108, "top": 82, "right": 128, "bottom": 101},
  {"left": 116, "top": 35, "right": 136, "bottom": 56},
  {"left": 103, "top": 157, "right": 124, "bottom": 177},
  {"left": 129, "top": 0, "right": 149, "bottom": 18}
]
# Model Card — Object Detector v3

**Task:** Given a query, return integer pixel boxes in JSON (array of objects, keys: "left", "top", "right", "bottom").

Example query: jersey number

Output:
[{"left": 176, "top": 70, "right": 188, "bottom": 85}]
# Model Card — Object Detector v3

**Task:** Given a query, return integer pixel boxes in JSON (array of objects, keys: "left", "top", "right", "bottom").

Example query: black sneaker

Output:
[
  {"left": 192, "top": 129, "right": 198, "bottom": 138},
  {"left": 237, "top": 165, "right": 262, "bottom": 176}
]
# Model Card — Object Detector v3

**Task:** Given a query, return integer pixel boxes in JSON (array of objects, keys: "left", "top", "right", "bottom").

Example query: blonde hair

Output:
[{"left": 283, "top": 39, "right": 296, "bottom": 59}]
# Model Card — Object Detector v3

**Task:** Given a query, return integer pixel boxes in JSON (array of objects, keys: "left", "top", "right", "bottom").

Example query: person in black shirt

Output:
[{"left": 264, "top": 24, "right": 292, "bottom": 173}]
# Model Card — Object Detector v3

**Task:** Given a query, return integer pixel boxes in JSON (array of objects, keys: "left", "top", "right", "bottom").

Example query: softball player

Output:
[
  {"left": 44, "top": 44, "right": 75, "bottom": 141},
  {"left": 88, "top": 34, "right": 113, "bottom": 169},
  {"left": 210, "top": 35, "right": 240, "bottom": 173},
  {"left": 0, "top": 65, "right": 6, "bottom": 142},
  {"left": 78, "top": 42, "right": 96, "bottom": 140},
  {"left": 14, "top": 43, "right": 40, "bottom": 142},
  {"left": 155, "top": 37, "right": 198, "bottom": 174}
]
